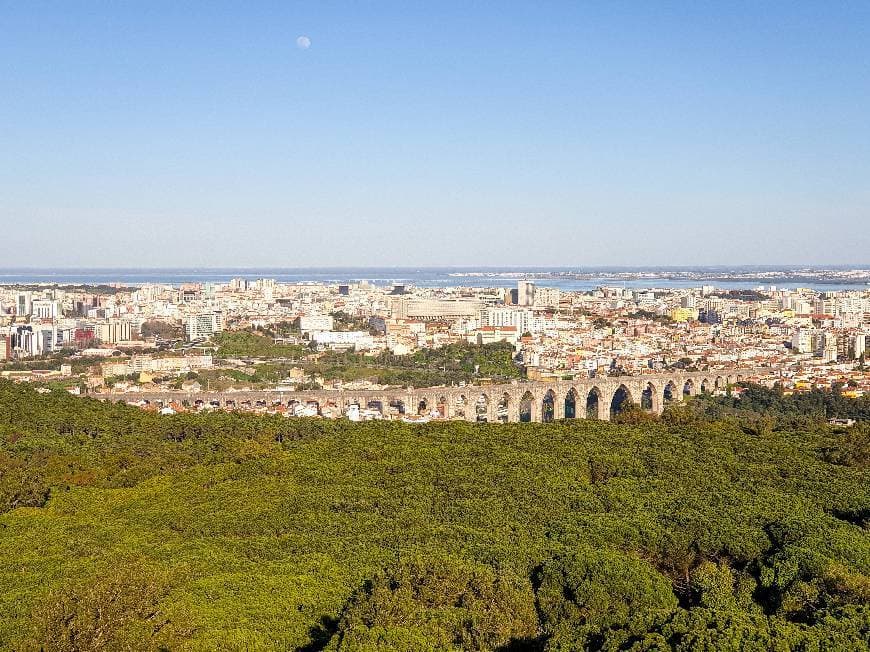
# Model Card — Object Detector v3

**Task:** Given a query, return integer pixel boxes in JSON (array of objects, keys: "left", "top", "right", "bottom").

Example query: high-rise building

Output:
[
  {"left": 228, "top": 278, "right": 249, "bottom": 292},
  {"left": 97, "top": 319, "right": 132, "bottom": 344},
  {"left": 186, "top": 312, "right": 224, "bottom": 340},
  {"left": 16, "top": 292, "right": 32, "bottom": 316},
  {"left": 815, "top": 332, "right": 838, "bottom": 362},
  {"left": 482, "top": 307, "right": 533, "bottom": 336},
  {"left": 517, "top": 281, "right": 535, "bottom": 307},
  {"left": 791, "top": 327, "right": 815, "bottom": 354},
  {"left": 32, "top": 299, "right": 62, "bottom": 319},
  {"left": 852, "top": 333, "right": 866, "bottom": 359}
]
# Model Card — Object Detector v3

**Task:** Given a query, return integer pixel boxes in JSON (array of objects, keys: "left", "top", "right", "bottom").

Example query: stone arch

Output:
[
  {"left": 519, "top": 391, "right": 535, "bottom": 423},
  {"left": 586, "top": 387, "right": 603, "bottom": 420},
  {"left": 641, "top": 381, "right": 658, "bottom": 412},
  {"left": 682, "top": 378, "right": 696, "bottom": 396},
  {"left": 388, "top": 398, "right": 406, "bottom": 417},
  {"left": 417, "top": 396, "right": 430, "bottom": 415},
  {"left": 475, "top": 393, "right": 491, "bottom": 422},
  {"left": 542, "top": 389, "right": 556, "bottom": 423},
  {"left": 305, "top": 399, "right": 321, "bottom": 416},
  {"left": 610, "top": 384, "right": 634, "bottom": 419},
  {"left": 564, "top": 388, "right": 579, "bottom": 419},
  {"left": 715, "top": 376, "right": 725, "bottom": 392},
  {"left": 701, "top": 378, "right": 711, "bottom": 394},
  {"left": 454, "top": 394, "right": 470, "bottom": 419},
  {"left": 437, "top": 395, "right": 449, "bottom": 418},
  {"left": 497, "top": 392, "right": 510, "bottom": 423},
  {"left": 663, "top": 380, "right": 679, "bottom": 405}
]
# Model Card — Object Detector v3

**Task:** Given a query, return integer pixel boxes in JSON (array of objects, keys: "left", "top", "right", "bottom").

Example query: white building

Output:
[
  {"left": 186, "top": 312, "right": 224, "bottom": 340},
  {"left": 517, "top": 281, "right": 535, "bottom": 307},
  {"left": 16, "top": 292, "right": 32, "bottom": 316},
  {"left": 791, "top": 327, "right": 815, "bottom": 354},
  {"left": 534, "top": 287, "right": 560, "bottom": 308},
  {"left": 299, "top": 314, "right": 335, "bottom": 333},
  {"left": 852, "top": 333, "right": 866, "bottom": 359},
  {"left": 32, "top": 299, "right": 62, "bottom": 319},
  {"left": 97, "top": 319, "right": 132, "bottom": 344},
  {"left": 311, "top": 330, "right": 374, "bottom": 350},
  {"left": 482, "top": 307, "right": 533, "bottom": 336}
]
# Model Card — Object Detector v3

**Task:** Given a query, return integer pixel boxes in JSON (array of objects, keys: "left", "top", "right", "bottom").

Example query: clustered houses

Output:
[{"left": 1, "top": 278, "right": 869, "bottom": 414}]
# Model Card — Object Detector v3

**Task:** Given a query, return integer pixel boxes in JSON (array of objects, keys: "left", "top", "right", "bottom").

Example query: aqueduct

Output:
[{"left": 101, "top": 369, "right": 769, "bottom": 423}]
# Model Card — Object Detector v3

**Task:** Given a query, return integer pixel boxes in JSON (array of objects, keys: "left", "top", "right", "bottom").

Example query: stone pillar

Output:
[
  {"left": 507, "top": 397, "right": 520, "bottom": 423},
  {"left": 487, "top": 400, "right": 498, "bottom": 423},
  {"left": 650, "top": 385, "right": 663, "bottom": 415},
  {"left": 598, "top": 389, "right": 610, "bottom": 421},
  {"left": 531, "top": 397, "right": 541, "bottom": 423},
  {"left": 554, "top": 394, "right": 565, "bottom": 420},
  {"left": 654, "top": 393, "right": 665, "bottom": 415}
]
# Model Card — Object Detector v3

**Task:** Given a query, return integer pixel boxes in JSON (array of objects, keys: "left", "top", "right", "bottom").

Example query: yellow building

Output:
[{"left": 670, "top": 307, "right": 699, "bottom": 323}]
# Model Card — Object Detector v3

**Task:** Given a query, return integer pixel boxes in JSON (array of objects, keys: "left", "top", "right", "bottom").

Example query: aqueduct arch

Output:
[
  {"left": 106, "top": 368, "right": 769, "bottom": 424},
  {"left": 564, "top": 388, "right": 579, "bottom": 419},
  {"left": 586, "top": 387, "right": 604, "bottom": 420},
  {"left": 610, "top": 384, "right": 634, "bottom": 419}
]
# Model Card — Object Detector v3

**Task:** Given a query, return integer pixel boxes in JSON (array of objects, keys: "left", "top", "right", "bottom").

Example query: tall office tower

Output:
[
  {"left": 517, "top": 281, "right": 535, "bottom": 307},
  {"left": 852, "top": 333, "right": 866, "bottom": 359},
  {"left": 16, "top": 292, "right": 32, "bottom": 316}
]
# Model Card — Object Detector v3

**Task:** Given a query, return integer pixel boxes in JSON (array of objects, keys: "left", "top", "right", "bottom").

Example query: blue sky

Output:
[{"left": 2, "top": 2, "right": 868, "bottom": 267}]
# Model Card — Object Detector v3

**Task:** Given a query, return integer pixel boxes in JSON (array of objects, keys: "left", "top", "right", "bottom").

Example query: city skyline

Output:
[{"left": 3, "top": 2, "right": 869, "bottom": 266}]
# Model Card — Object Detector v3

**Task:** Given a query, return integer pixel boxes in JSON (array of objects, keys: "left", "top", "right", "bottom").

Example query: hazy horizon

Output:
[{"left": 1, "top": 264, "right": 869, "bottom": 271}]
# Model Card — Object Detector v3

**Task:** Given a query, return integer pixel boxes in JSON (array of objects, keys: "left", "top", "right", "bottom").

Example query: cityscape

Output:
[
  {"left": 2, "top": 2, "right": 868, "bottom": 650},
  {"left": 2, "top": 271, "right": 868, "bottom": 422}
]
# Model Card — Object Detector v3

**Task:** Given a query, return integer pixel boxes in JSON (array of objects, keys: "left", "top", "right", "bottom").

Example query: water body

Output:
[{"left": 0, "top": 267, "right": 867, "bottom": 292}]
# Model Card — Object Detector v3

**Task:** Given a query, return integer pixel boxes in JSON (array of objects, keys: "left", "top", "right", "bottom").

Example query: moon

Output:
[{"left": 296, "top": 35, "right": 311, "bottom": 50}]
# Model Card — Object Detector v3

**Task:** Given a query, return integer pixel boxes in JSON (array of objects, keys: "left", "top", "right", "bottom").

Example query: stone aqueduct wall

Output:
[{"left": 102, "top": 369, "right": 768, "bottom": 423}]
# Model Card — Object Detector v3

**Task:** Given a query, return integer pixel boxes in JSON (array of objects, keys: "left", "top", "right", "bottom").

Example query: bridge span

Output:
[{"left": 98, "top": 368, "right": 771, "bottom": 423}]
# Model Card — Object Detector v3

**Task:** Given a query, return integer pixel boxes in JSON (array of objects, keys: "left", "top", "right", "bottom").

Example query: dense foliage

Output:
[
  {"left": 207, "top": 338, "right": 521, "bottom": 388},
  {"left": 213, "top": 331, "right": 308, "bottom": 359},
  {"left": 0, "top": 380, "right": 867, "bottom": 650},
  {"left": 305, "top": 341, "right": 522, "bottom": 388},
  {"left": 699, "top": 383, "right": 870, "bottom": 422}
]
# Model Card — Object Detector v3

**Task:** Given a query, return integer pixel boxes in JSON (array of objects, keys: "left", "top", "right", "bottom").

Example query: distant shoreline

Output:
[{"left": 1, "top": 266, "right": 868, "bottom": 292}]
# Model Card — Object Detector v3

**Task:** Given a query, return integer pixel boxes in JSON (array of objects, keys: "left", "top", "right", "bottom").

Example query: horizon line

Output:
[{"left": 2, "top": 264, "right": 869, "bottom": 272}]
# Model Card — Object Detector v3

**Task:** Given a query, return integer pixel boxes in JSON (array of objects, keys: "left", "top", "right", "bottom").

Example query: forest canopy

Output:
[{"left": 0, "top": 380, "right": 867, "bottom": 651}]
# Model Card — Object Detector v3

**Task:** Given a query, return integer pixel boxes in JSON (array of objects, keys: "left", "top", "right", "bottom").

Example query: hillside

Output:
[{"left": 0, "top": 381, "right": 868, "bottom": 651}]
